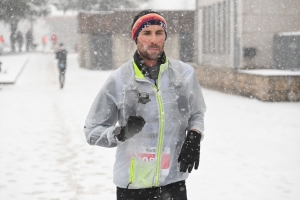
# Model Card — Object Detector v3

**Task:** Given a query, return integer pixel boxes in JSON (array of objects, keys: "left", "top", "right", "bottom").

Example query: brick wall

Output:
[{"left": 193, "top": 65, "right": 300, "bottom": 102}]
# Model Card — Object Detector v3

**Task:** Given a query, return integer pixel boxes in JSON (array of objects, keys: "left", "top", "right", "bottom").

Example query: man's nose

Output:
[{"left": 149, "top": 33, "right": 157, "bottom": 43}]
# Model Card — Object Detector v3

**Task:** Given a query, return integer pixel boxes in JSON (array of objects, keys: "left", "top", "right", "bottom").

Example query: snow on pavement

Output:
[
  {"left": 0, "top": 53, "right": 299, "bottom": 200},
  {"left": 0, "top": 53, "right": 31, "bottom": 84},
  {"left": 0, "top": 53, "right": 115, "bottom": 200}
]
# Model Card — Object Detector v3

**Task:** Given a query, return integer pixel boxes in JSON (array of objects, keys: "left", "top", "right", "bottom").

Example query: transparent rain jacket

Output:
[{"left": 84, "top": 58, "right": 206, "bottom": 189}]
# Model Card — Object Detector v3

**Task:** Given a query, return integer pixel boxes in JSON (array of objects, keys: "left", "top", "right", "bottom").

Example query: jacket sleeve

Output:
[
  {"left": 84, "top": 76, "right": 119, "bottom": 148},
  {"left": 187, "top": 70, "right": 206, "bottom": 140}
]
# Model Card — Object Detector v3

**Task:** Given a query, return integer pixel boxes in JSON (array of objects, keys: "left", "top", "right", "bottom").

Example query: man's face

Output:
[{"left": 136, "top": 25, "right": 166, "bottom": 62}]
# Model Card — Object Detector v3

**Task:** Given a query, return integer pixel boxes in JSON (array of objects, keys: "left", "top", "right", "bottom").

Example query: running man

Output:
[{"left": 55, "top": 43, "right": 67, "bottom": 88}]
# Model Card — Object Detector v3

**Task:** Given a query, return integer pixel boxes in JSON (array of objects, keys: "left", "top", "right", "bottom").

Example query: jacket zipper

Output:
[
  {"left": 134, "top": 79, "right": 164, "bottom": 186},
  {"left": 133, "top": 61, "right": 166, "bottom": 187},
  {"left": 129, "top": 158, "right": 135, "bottom": 184},
  {"left": 154, "top": 87, "right": 164, "bottom": 186}
]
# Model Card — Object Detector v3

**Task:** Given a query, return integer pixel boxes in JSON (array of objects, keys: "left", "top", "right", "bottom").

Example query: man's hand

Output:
[
  {"left": 115, "top": 116, "right": 146, "bottom": 141},
  {"left": 178, "top": 130, "right": 201, "bottom": 173}
]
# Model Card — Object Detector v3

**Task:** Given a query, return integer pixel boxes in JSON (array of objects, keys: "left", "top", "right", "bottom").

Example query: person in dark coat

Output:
[
  {"left": 16, "top": 31, "right": 23, "bottom": 52},
  {"left": 55, "top": 43, "right": 68, "bottom": 72},
  {"left": 26, "top": 30, "right": 33, "bottom": 52}
]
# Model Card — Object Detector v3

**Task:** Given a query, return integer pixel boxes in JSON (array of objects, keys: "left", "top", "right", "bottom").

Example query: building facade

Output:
[
  {"left": 77, "top": 10, "right": 195, "bottom": 70},
  {"left": 196, "top": 0, "right": 300, "bottom": 69}
]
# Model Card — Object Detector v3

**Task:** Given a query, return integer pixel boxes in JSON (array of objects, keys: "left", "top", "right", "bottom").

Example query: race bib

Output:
[{"left": 137, "top": 147, "right": 170, "bottom": 178}]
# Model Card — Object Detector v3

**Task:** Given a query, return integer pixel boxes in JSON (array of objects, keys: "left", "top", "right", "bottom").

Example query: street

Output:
[{"left": 0, "top": 53, "right": 300, "bottom": 200}]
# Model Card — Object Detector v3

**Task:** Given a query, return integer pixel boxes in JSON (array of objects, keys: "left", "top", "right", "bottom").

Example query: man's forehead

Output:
[{"left": 140, "top": 25, "right": 165, "bottom": 32}]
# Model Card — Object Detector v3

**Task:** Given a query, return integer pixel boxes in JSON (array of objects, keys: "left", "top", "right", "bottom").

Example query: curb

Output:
[{"left": 0, "top": 55, "right": 31, "bottom": 84}]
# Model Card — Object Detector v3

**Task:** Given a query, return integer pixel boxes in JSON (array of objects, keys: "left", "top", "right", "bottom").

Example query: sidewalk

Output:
[{"left": 0, "top": 53, "right": 31, "bottom": 84}]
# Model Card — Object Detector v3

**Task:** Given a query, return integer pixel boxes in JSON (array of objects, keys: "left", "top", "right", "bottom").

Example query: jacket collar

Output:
[{"left": 133, "top": 51, "right": 167, "bottom": 78}]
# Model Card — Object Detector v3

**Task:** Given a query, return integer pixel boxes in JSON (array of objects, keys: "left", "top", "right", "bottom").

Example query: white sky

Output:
[
  {"left": 49, "top": 0, "right": 196, "bottom": 16},
  {"left": 142, "top": 0, "right": 196, "bottom": 10}
]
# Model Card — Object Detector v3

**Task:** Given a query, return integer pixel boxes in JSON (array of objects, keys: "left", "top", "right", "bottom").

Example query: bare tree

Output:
[
  {"left": 51, "top": 0, "right": 148, "bottom": 12},
  {"left": 0, "top": 0, "right": 49, "bottom": 51}
]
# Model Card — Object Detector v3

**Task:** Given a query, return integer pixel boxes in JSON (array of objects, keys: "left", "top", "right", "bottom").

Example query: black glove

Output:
[
  {"left": 115, "top": 116, "right": 146, "bottom": 141},
  {"left": 178, "top": 130, "right": 201, "bottom": 173}
]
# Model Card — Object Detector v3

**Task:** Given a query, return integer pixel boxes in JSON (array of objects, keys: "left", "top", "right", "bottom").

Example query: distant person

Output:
[
  {"left": 55, "top": 43, "right": 67, "bottom": 88},
  {"left": 42, "top": 35, "right": 47, "bottom": 51},
  {"left": 0, "top": 36, "right": 3, "bottom": 80},
  {"left": 0, "top": 61, "right": 2, "bottom": 90},
  {"left": 26, "top": 30, "right": 33, "bottom": 52},
  {"left": 56, "top": 43, "right": 67, "bottom": 67},
  {"left": 51, "top": 33, "right": 57, "bottom": 49},
  {"left": 10, "top": 32, "right": 17, "bottom": 52},
  {"left": 0, "top": 35, "right": 4, "bottom": 55},
  {"left": 16, "top": 31, "right": 23, "bottom": 52}
]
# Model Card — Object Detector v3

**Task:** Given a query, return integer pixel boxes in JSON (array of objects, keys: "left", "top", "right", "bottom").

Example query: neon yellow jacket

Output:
[{"left": 84, "top": 58, "right": 206, "bottom": 189}]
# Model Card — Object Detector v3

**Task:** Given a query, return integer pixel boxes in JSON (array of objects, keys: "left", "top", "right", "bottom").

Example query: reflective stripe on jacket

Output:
[{"left": 84, "top": 58, "right": 206, "bottom": 189}]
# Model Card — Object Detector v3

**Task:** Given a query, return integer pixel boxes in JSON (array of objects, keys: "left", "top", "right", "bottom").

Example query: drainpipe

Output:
[{"left": 194, "top": 0, "right": 199, "bottom": 65}]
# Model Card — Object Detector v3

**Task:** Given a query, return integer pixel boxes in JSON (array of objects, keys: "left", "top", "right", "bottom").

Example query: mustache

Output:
[{"left": 148, "top": 45, "right": 160, "bottom": 48}]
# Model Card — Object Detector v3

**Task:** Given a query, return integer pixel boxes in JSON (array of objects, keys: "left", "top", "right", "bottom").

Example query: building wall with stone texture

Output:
[
  {"left": 112, "top": 34, "right": 136, "bottom": 69},
  {"left": 162, "top": 34, "right": 181, "bottom": 62},
  {"left": 196, "top": 0, "right": 300, "bottom": 69},
  {"left": 196, "top": 0, "right": 242, "bottom": 68},
  {"left": 112, "top": 33, "right": 180, "bottom": 69},
  {"left": 78, "top": 11, "right": 194, "bottom": 70},
  {"left": 193, "top": 65, "right": 300, "bottom": 102},
  {"left": 78, "top": 34, "right": 92, "bottom": 70},
  {"left": 242, "top": 0, "right": 300, "bottom": 69}
]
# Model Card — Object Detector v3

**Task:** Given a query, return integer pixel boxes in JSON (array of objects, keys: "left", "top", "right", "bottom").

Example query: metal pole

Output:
[{"left": 195, "top": 0, "right": 199, "bottom": 64}]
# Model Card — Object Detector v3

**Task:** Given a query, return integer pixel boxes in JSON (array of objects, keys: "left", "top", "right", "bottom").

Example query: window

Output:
[{"left": 202, "top": 0, "right": 231, "bottom": 55}]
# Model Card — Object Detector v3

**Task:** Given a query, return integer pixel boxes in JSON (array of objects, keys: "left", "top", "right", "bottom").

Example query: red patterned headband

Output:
[{"left": 131, "top": 13, "right": 167, "bottom": 41}]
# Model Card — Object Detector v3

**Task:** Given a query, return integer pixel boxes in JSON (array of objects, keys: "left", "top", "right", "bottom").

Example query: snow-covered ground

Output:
[
  {"left": 0, "top": 54, "right": 32, "bottom": 83},
  {"left": 239, "top": 69, "right": 300, "bottom": 76},
  {"left": 0, "top": 53, "right": 299, "bottom": 200}
]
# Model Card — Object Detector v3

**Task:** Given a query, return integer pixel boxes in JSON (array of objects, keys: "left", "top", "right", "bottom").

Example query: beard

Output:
[{"left": 137, "top": 42, "right": 164, "bottom": 61}]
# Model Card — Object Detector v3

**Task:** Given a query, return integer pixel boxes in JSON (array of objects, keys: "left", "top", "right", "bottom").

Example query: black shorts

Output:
[{"left": 116, "top": 180, "right": 188, "bottom": 200}]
